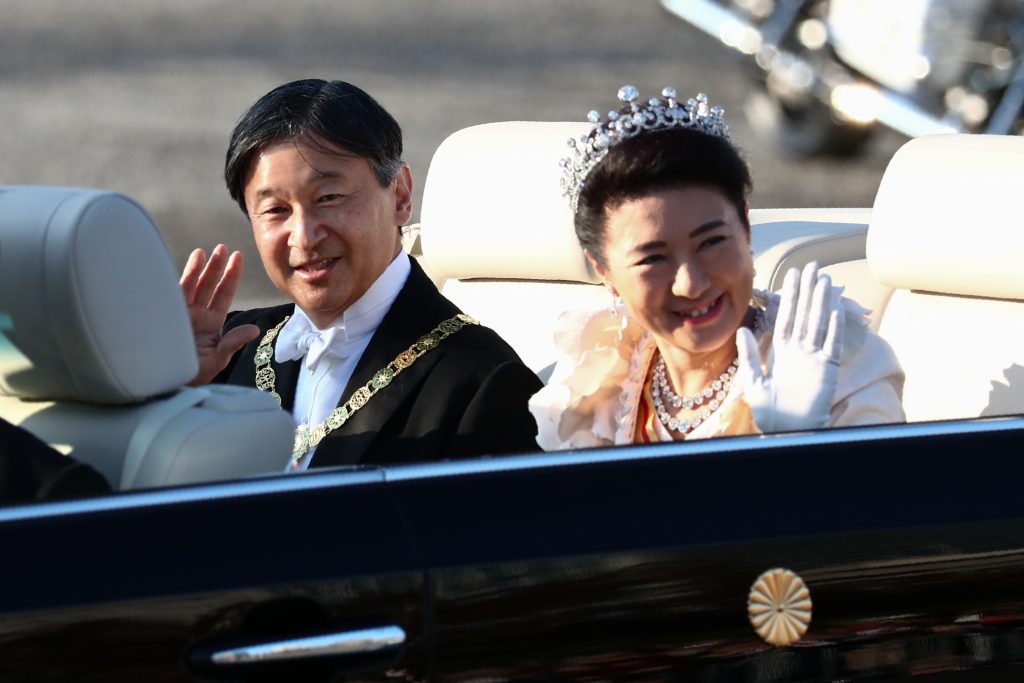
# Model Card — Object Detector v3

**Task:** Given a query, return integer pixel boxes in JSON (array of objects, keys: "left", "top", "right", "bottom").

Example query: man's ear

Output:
[{"left": 393, "top": 164, "right": 414, "bottom": 225}]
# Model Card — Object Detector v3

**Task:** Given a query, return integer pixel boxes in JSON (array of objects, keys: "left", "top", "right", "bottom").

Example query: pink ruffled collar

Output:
[{"left": 529, "top": 290, "right": 789, "bottom": 451}]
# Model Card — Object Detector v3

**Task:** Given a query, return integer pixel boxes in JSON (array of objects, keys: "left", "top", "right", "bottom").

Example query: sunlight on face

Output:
[
  {"left": 243, "top": 136, "right": 413, "bottom": 328},
  {"left": 595, "top": 185, "right": 754, "bottom": 368}
]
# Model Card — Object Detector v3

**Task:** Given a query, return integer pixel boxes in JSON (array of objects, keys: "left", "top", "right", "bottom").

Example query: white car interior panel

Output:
[{"left": 0, "top": 186, "right": 294, "bottom": 488}]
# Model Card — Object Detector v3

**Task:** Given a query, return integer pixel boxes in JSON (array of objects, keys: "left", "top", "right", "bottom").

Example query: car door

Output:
[
  {"left": 387, "top": 417, "right": 1024, "bottom": 681},
  {"left": 0, "top": 469, "right": 428, "bottom": 682},
  {"left": 6, "top": 417, "right": 1024, "bottom": 682}
]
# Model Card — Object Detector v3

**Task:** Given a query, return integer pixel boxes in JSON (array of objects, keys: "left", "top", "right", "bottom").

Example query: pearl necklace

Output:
[{"left": 651, "top": 355, "right": 738, "bottom": 435}]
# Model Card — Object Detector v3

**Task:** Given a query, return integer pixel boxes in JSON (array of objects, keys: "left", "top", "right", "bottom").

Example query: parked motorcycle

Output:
[{"left": 661, "top": 0, "right": 1024, "bottom": 156}]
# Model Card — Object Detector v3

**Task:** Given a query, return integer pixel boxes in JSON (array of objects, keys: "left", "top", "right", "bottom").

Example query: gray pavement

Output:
[{"left": 0, "top": 0, "right": 904, "bottom": 308}]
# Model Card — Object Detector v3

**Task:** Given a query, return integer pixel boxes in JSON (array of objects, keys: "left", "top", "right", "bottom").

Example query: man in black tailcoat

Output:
[{"left": 181, "top": 79, "right": 541, "bottom": 470}]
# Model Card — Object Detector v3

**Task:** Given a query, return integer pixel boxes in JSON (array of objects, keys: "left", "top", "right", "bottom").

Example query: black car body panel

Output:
[{"left": 4, "top": 418, "right": 1024, "bottom": 680}]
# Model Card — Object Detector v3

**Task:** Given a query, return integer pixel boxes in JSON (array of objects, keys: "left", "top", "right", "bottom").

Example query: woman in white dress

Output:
[{"left": 529, "top": 86, "right": 905, "bottom": 450}]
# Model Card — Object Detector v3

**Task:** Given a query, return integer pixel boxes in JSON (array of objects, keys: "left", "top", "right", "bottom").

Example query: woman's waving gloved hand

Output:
[{"left": 736, "top": 262, "right": 845, "bottom": 433}]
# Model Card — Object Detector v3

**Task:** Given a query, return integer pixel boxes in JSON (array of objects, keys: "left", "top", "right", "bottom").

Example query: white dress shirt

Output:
[{"left": 275, "top": 252, "right": 411, "bottom": 470}]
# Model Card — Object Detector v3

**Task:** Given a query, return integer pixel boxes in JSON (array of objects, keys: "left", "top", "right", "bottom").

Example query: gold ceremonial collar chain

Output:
[{"left": 253, "top": 312, "right": 479, "bottom": 467}]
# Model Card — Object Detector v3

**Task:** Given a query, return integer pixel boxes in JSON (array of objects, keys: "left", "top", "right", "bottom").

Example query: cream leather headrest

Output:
[
  {"left": 867, "top": 134, "right": 1024, "bottom": 300},
  {"left": 420, "top": 121, "right": 600, "bottom": 284},
  {"left": 0, "top": 186, "right": 198, "bottom": 403}
]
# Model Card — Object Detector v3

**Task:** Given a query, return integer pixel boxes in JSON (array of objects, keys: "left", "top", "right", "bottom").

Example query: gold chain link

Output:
[{"left": 253, "top": 313, "right": 479, "bottom": 467}]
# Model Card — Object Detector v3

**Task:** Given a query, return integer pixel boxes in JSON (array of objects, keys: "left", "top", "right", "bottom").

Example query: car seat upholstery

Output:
[
  {"left": 866, "top": 134, "right": 1024, "bottom": 422},
  {"left": 419, "top": 121, "right": 607, "bottom": 378},
  {"left": 749, "top": 208, "right": 894, "bottom": 330},
  {"left": 417, "top": 123, "right": 1022, "bottom": 423},
  {"left": 417, "top": 121, "right": 879, "bottom": 376},
  {"left": 0, "top": 186, "right": 294, "bottom": 489}
]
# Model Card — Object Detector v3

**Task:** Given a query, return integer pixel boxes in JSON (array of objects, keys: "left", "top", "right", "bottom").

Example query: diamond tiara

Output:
[{"left": 559, "top": 85, "right": 730, "bottom": 212}]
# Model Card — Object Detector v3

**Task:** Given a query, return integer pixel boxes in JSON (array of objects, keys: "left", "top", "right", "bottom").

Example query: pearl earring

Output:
[
  {"left": 609, "top": 292, "right": 623, "bottom": 318},
  {"left": 610, "top": 295, "right": 628, "bottom": 341}
]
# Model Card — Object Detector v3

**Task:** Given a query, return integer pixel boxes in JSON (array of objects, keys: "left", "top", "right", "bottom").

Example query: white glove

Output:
[{"left": 736, "top": 262, "right": 844, "bottom": 433}]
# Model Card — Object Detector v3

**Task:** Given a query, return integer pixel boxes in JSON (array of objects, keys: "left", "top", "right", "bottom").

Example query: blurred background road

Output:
[{"left": 0, "top": 0, "right": 904, "bottom": 307}]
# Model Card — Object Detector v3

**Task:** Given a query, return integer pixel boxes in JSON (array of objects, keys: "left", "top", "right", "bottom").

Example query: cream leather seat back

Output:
[
  {"left": 0, "top": 186, "right": 293, "bottom": 489},
  {"left": 750, "top": 208, "right": 895, "bottom": 330},
  {"left": 867, "top": 135, "right": 1024, "bottom": 422},
  {"left": 419, "top": 122, "right": 607, "bottom": 378},
  {"left": 418, "top": 121, "right": 883, "bottom": 377}
]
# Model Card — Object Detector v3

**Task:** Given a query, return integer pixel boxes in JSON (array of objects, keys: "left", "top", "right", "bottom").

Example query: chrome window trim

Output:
[
  {"left": 1, "top": 416, "right": 1019, "bottom": 523},
  {"left": 383, "top": 415, "right": 1024, "bottom": 482},
  {"left": 0, "top": 468, "right": 387, "bottom": 523}
]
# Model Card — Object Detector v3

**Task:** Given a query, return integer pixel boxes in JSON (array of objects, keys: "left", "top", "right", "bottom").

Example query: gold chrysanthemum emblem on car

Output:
[{"left": 748, "top": 568, "right": 812, "bottom": 646}]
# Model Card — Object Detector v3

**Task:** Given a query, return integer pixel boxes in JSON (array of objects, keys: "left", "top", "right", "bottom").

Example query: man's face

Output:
[{"left": 243, "top": 136, "right": 413, "bottom": 328}]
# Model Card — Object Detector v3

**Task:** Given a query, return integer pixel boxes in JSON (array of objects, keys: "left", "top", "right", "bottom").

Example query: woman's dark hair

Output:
[
  {"left": 575, "top": 127, "right": 752, "bottom": 268},
  {"left": 224, "top": 79, "right": 404, "bottom": 214}
]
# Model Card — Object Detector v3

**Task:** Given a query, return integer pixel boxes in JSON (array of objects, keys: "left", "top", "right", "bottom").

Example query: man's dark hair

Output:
[
  {"left": 224, "top": 79, "right": 404, "bottom": 214},
  {"left": 575, "top": 128, "right": 753, "bottom": 268}
]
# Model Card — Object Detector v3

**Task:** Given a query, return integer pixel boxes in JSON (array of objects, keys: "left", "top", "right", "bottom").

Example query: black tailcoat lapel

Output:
[
  {"left": 219, "top": 260, "right": 541, "bottom": 468},
  {"left": 271, "top": 358, "right": 301, "bottom": 414},
  {"left": 310, "top": 260, "right": 454, "bottom": 468},
  {"left": 217, "top": 303, "right": 301, "bottom": 413}
]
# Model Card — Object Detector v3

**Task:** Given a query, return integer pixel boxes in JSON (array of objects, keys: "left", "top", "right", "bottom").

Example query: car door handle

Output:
[{"left": 201, "top": 625, "right": 406, "bottom": 666}]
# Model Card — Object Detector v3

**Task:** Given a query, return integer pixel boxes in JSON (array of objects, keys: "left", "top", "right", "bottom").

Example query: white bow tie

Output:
[{"left": 275, "top": 317, "right": 359, "bottom": 372}]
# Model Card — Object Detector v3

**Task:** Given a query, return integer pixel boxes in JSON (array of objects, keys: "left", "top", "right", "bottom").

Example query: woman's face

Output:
[{"left": 592, "top": 185, "right": 753, "bottom": 359}]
